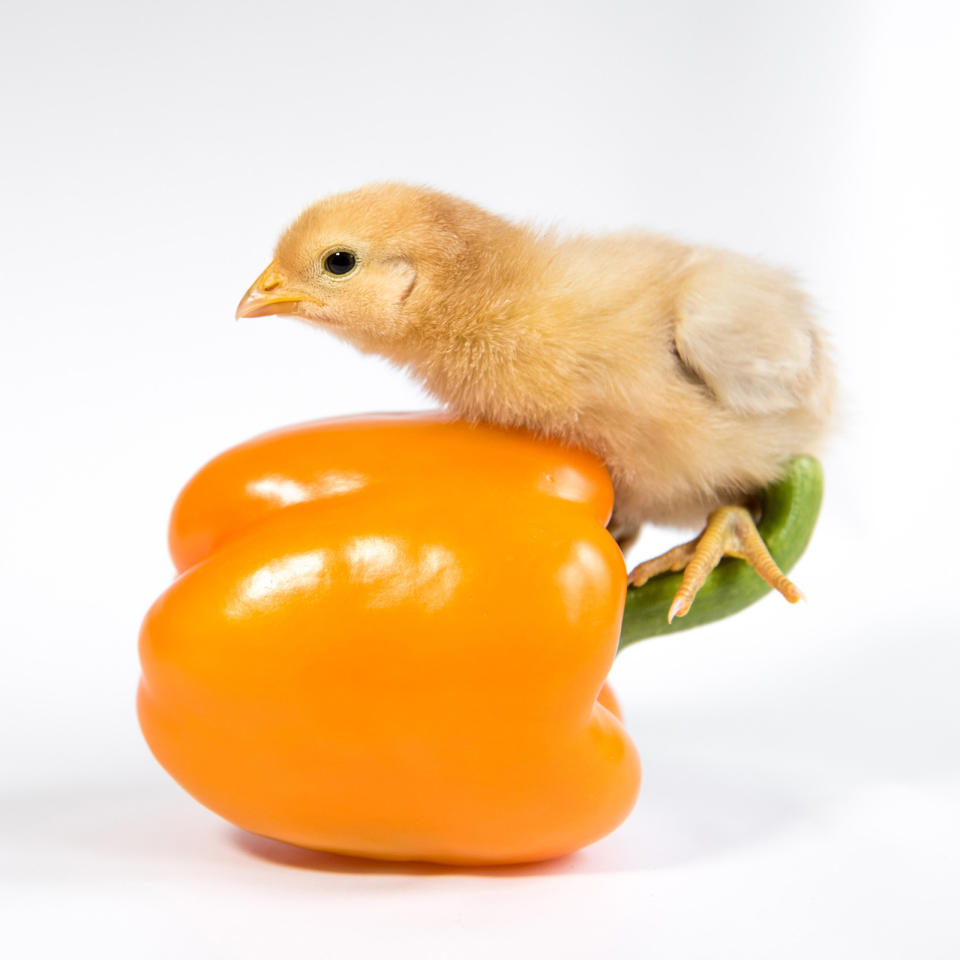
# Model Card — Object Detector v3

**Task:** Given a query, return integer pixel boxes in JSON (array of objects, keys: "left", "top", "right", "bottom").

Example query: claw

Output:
[{"left": 628, "top": 504, "right": 804, "bottom": 623}]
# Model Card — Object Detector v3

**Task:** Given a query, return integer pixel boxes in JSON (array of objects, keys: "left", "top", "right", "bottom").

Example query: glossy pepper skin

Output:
[{"left": 138, "top": 413, "right": 640, "bottom": 865}]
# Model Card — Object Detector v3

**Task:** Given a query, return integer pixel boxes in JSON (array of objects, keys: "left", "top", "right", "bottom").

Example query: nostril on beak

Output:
[{"left": 262, "top": 274, "right": 281, "bottom": 292}]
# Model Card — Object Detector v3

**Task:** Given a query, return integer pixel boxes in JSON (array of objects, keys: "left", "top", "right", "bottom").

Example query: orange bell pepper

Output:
[{"left": 138, "top": 413, "right": 641, "bottom": 865}]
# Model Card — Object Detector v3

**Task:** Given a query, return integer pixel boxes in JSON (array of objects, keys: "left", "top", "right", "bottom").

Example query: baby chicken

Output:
[{"left": 237, "top": 183, "right": 834, "bottom": 620}]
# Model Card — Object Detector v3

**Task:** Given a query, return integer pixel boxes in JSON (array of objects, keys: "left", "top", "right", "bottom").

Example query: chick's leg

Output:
[
  {"left": 607, "top": 510, "right": 642, "bottom": 554},
  {"left": 628, "top": 505, "right": 803, "bottom": 623}
]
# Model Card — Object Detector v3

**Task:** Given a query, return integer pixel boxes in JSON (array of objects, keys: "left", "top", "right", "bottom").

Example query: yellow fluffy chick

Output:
[{"left": 237, "top": 183, "right": 835, "bottom": 620}]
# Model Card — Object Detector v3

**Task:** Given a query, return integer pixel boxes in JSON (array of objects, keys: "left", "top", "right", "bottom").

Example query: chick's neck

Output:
[{"left": 402, "top": 226, "right": 578, "bottom": 430}]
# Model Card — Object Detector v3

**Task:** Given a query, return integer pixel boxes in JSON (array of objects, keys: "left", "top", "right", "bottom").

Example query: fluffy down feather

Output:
[{"left": 243, "top": 183, "right": 835, "bottom": 545}]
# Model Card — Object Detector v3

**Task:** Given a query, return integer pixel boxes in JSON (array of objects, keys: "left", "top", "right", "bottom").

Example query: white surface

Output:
[{"left": 2, "top": 1, "right": 958, "bottom": 957}]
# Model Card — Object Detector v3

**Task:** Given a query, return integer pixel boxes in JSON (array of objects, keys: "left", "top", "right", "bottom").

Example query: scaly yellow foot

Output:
[{"left": 628, "top": 505, "right": 804, "bottom": 623}]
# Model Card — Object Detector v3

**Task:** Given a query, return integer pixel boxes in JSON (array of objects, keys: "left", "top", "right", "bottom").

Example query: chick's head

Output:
[{"left": 236, "top": 183, "right": 479, "bottom": 354}]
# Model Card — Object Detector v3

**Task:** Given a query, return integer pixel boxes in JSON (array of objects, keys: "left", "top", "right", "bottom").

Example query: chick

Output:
[{"left": 237, "top": 183, "right": 834, "bottom": 620}]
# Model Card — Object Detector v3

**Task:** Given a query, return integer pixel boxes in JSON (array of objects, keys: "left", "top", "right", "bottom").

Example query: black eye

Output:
[{"left": 323, "top": 250, "right": 357, "bottom": 276}]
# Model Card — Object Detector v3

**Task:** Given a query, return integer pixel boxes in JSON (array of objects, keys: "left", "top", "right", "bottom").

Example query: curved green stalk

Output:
[{"left": 618, "top": 455, "right": 824, "bottom": 651}]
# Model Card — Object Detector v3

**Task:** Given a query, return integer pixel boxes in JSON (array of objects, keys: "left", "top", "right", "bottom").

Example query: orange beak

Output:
[{"left": 235, "top": 262, "right": 322, "bottom": 319}]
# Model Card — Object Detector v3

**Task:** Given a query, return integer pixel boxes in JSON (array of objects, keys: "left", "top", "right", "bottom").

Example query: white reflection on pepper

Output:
[
  {"left": 345, "top": 536, "right": 461, "bottom": 610},
  {"left": 345, "top": 536, "right": 401, "bottom": 581},
  {"left": 536, "top": 465, "right": 593, "bottom": 504},
  {"left": 555, "top": 541, "right": 608, "bottom": 623},
  {"left": 247, "top": 471, "right": 367, "bottom": 506},
  {"left": 227, "top": 550, "right": 330, "bottom": 616},
  {"left": 414, "top": 545, "right": 462, "bottom": 611}
]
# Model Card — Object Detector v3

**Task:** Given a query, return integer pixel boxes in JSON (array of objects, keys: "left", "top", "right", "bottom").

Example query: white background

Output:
[{"left": 2, "top": 1, "right": 958, "bottom": 957}]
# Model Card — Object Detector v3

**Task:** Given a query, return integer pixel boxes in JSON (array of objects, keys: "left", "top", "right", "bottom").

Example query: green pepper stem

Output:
[{"left": 617, "top": 455, "right": 824, "bottom": 651}]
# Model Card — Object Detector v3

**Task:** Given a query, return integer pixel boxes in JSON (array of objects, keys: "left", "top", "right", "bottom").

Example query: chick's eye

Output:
[{"left": 322, "top": 250, "right": 357, "bottom": 276}]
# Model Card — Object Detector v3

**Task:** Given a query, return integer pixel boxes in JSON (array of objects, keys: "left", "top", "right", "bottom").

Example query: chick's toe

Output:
[{"left": 629, "top": 505, "right": 804, "bottom": 623}]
